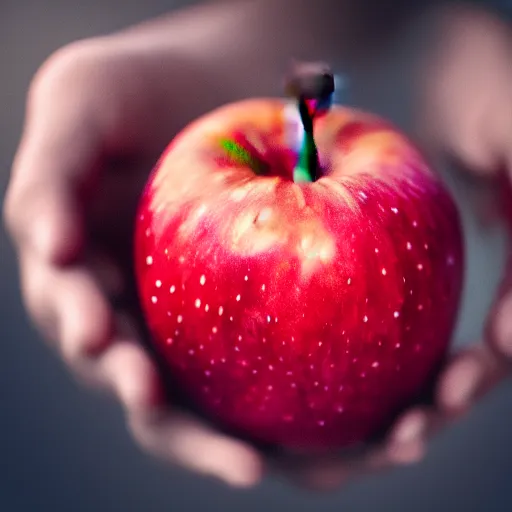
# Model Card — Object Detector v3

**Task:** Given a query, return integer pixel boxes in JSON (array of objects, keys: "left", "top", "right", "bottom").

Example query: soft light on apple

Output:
[{"left": 134, "top": 62, "right": 464, "bottom": 452}]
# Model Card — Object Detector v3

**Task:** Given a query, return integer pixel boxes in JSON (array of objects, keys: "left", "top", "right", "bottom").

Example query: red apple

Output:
[{"left": 134, "top": 86, "right": 463, "bottom": 451}]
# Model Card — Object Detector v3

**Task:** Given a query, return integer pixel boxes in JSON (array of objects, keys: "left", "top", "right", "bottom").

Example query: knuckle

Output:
[{"left": 27, "top": 39, "right": 111, "bottom": 116}]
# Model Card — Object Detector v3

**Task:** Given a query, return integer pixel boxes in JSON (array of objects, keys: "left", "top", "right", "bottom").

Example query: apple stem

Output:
[{"left": 285, "top": 61, "right": 335, "bottom": 183}]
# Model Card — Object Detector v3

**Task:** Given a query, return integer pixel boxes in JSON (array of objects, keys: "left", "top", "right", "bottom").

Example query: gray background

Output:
[{"left": 1, "top": 1, "right": 511, "bottom": 511}]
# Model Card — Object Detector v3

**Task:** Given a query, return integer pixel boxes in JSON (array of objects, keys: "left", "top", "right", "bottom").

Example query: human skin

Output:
[{"left": 3, "top": 0, "right": 512, "bottom": 489}]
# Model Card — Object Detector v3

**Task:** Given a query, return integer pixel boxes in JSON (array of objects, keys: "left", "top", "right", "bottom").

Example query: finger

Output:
[
  {"left": 437, "top": 344, "right": 509, "bottom": 415},
  {"left": 489, "top": 287, "right": 512, "bottom": 360},
  {"left": 4, "top": 48, "right": 102, "bottom": 263},
  {"left": 19, "top": 252, "right": 114, "bottom": 363},
  {"left": 129, "top": 410, "right": 263, "bottom": 488},
  {"left": 385, "top": 407, "right": 430, "bottom": 466}
]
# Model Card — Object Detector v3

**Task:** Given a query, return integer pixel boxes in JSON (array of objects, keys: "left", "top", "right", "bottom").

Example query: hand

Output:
[
  {"left": 273, "top": 4, "right": 512, "bottom": 491},
  {"left": 3, "top": 26, "right": 264, "bottom": 488}
]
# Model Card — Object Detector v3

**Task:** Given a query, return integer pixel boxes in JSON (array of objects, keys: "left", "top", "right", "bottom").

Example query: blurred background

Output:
[{"left": 1, "top": 0, "right": 512, "bottom": 511}]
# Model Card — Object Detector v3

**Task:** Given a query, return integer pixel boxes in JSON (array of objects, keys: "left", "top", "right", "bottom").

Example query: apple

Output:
[{"left": 134, "top": 63, "right": 464, "bottom": 451}]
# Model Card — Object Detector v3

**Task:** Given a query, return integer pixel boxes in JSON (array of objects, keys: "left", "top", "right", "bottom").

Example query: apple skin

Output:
[{"left": 134, "top": 99, "right": 464, "bottom": 451}]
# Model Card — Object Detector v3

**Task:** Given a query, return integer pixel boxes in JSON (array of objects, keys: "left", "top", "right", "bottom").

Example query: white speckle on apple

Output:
[
  {"left": 195, "top": 298, "right": 201, "bottom": 308},
  {"left": 212, "top": 326, "right": 218, "bottom": 333},
  {"left": 363, "top": 315, "right": 368, "bottom": 323},
  {"left": 375, "top": 248, "right": 379, "bottom": 253},
  {"left": 261, "top": 284, "right": 266, "bottom": 291},
  {"left": 200, "top": 275, "right": 206, "bottom": 285},
  {"left": 381, "top": 268, "right": 387, "bottom": 275},
  {"left": 230, "top": 316, "right": 234, "bottom": 322},
  {"left": 199, "top": 344, "right": 204, "bottom": 350},
  {"left": 286, "top": 371, "right": 293, "bottom": 376},
  {"left": 372, "top": 361, "right": 380, "bottom": 368},
  {"left": 417, "top": 263, "right": 424, "bottom": 270},
  {"left": 252, "top": 369, "right": 258, "bottom": 375},
  {"left": 291, "top": 382, "right": 297, "bottom": 388},
  {"left": 166, "top": 338, "right": 173, "bottom": 345},
  {"left": 424, "top": 243, "right": 429, "bottom": 250},
  {"left": 244, "top": 275, "right": 248, "bottom": 281},
  {"left": 155, "top": 280, "right": 162, "bottom": 288},
  {"left": 218, "top": 306, "right": 223, "bottom": 316},
  {"left": 188, "top": 349, "right": 194, "bottom": 356},
  {"left": 151, "top": 296, "right": 157, "bottom": 304},
  {"left": 234, "top": 346, "right": 240, "bottom": 352},
  {"left": 395, "top": 342, "right": 401, "bottom": 349},
  {"left": 204, "top": 370, "right": 211, "bottom": 377},
  {"left": 175, "top": 329, "right": 179, "bottom": 336},
  {"left": 179, "top": 256, "right": 185, "bottom": 263},
  {"left": 412, "top": 220, "right": 418, "bottom": 227},
  {"left": 347, "top": 277, "right": 351, "bottom": 285},
  {"left": 318, "top": 420, "right": 325, "bottom": 427},
  {"left": 318, "top": 341, "right": 323, "bottom": 347},
  {"left": 394, "top": 311, "right": 400, "bottom": 318},
  {"left": 269, "top": 365, "right": 274, "bottom": 371},
  {"left": 336, "top": 405, "right": 344, "bottom": 413},
  {"left": 145, "top": 228, "right": 151, "bottom": 237},
  {"left": 166, "top": 311, "right": 171, "bottom": 317},
  {"left": 418, "top": 304, "right": 424, "bottom": 311},
  {"left": 267, "top": 315, "right": 271, "bottom": 323},
  {"left": 177, "top": 315, "right": 183, "bottom": 323},
  {"left": 205, "top": 304, "right": 209, "bottom": 312},
  {"left": 359, "top": 191, "right": 367, "bottom": 200},
  {"left": 406, "top": 242, "right": 412, "bottom": 250},
  {"left": 391, "top": 207, "right": 398, "bottom": 214},
  {"left": 170, "top": 285, "right": 176, "bottom": 293},
  {"left": 238, "top": 335, "right": 242, "bottom": 341},
  {"left": 314, "top": 381, "right": 319, "bottom": 387},
  {"left": 146, "top": 256, "right": 153, "bottom": 265},
  {"left": 236, "top": 294, "right": 241, "bottom": 301}
]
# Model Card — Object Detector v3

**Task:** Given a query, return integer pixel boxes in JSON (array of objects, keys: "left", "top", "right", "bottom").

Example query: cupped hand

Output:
[
  {"left": 3, "top": 29, "right": 264, "bottom": 488},
  {"left": 277, "top": 4, "right": 512, "bottom": 491}
]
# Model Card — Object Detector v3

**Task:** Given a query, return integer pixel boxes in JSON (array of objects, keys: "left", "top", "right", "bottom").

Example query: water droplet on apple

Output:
[
  {"left": 151, "top": 296, "right": 157, "bottom": 304},
  {"left": 195, "top": 298, "right": 201, "bottom": 308},
  {"left": 155, "top": 280, "right": 162, "bottom": 288},
  {"left": 146, "top": 256, "right": 153, "bottom": 265},
  {"left": 177, "top": 315, "right": 183, "bottom": 323},
  {"left": 200, "top": 275, "right": 206, "bottom": 285},
  {"left": 236, "top": 294, "right": 241, "bottom": 301},
  {"left": 170, "top": 285, "right": 176, "bottom": 294}
]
